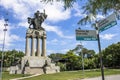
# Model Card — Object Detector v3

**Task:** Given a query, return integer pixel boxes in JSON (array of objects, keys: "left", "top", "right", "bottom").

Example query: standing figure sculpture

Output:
[{"left": 28, "top": 10, "right": 47, "bottom": 30}]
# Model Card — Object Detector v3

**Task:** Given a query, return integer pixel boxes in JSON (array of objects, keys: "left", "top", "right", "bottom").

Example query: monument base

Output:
[
  {"left": 24, "top": 67, "right": 44, "bottom": 74},
  {"left": 10, "top": 56, "right": 60, "bottom": 74}
]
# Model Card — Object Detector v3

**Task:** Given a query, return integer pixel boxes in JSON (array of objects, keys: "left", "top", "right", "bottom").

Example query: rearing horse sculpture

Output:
[{"left": 28, "top": 10, "right": 47, "bottom": 30}]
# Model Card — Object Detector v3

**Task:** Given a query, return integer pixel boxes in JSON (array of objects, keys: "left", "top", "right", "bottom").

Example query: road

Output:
[{"left": 82, "top": 75, "right": 120, "bottom": 80}]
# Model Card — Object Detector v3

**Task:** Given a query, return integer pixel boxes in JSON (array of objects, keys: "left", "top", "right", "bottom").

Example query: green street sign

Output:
[
  {"left": 99, "top": 21, "right": 117, "bottom": 32},
  {"left": 98, "top": 13, "right": 117, "bottom": 32},
  {"left": 76, "top": 30, "right": 97, "bottom": 41}
]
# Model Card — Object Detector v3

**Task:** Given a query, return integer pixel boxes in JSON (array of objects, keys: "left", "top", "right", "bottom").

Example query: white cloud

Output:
[
  {"left": 100, "top": 34, "right": 117, "bottom": 40},
  {"left": 43, "top": 23, "right": 74, "bottom": 39},
  {"left": 47, "top": 49, "right": 69, "bottom": 55},
  {"left": 18, "top": 22, "right": 29, "bottom": 28},
  {"left": 46, "top": 50, "right": 55, "bottom": 55},
  {"left": 97, "top": 15, "right": 105, "bottom": 19},
  {"left": 10, "top": 34, "right": 24, "bottom": 41},
  {"left": 44, "top": 2, "right": 71, "bottom": 22},
  {"left": 73, "top": 3, "right": 105, "bottom": 21},
  {"left": 47, "top": 38, "right": 67, "bottom": 46},
  {"left": 73, "top": 3, "right": 86, "bottom": 17},
  {"left": 1, "top": 0, "right": 71, "bottom": 23},
  {"left": 61, "top": 41, "right": 67, "bottom": 45},
  {"left": 51, "top": 39, "right": 58, "bottom": 43},
  {"left": 0, "top": 0, "right": 31, "bottom": 21},
  {"left": 47, "top": 38, "right": 58, "bottom": 45}
]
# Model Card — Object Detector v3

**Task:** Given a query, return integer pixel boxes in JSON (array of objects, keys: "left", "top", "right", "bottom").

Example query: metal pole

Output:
[
  {"left": 0, "top": 28, "right": 7, "bottom": 80},
  {"left": 96, "top": 26, "right": 104, "bottom": 80},
  {"left": 80, "top": 42, "right": 84, "bottom": 74},
  {"left": 0, "top": 21, "right": 7, "bottom": 80},
  {"left": 78, "top": 42, "right": 84, "bottom": 75}
]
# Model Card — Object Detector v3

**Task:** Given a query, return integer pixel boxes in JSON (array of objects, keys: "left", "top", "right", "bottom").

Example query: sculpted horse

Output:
[{"left": 28, "top": 10, "right": 47, "bottom": 30}]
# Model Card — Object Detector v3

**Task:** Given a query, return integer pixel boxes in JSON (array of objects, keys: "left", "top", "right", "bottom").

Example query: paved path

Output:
[
  {"left": 10, "top": 74, "right": 42, "bottom": 80},
  {"left": 10, "top": 74, "right": 120, "bottom": 80},
  {"left": 82, "top": 75, "right": 120, "bottom": 80}
]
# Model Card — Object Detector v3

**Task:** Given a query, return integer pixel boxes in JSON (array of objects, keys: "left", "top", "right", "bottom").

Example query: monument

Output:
[{"left": 10, "top": 10, "right": 60, "bottom": 74}]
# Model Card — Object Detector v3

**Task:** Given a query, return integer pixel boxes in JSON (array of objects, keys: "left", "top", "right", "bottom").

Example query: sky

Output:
[{"left": 0, "top": 0, "right": 120, "bottom": 55}]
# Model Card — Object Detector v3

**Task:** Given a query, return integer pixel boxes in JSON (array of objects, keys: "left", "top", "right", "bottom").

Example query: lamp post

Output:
[
  {"left": 77, "top": 42, "right": 84, "bottom": 74},
  {"left": 0, "top": 19, "right": 8, "bottom": 80}
]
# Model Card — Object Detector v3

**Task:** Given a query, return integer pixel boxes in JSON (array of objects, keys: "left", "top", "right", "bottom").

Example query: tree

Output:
[
  {"left": 49, "top": 0, "right": 120, "bottom": 14},
  {"left": 42, "top": 0, "right": 120, "bottom": 24},
  {"left": 82, "top": 0, "right": 120, "bottom": 15},
  {"left": 0, "top": 49, "right": 24, "bottom": 67},
  {"left": 48, "top": 53, "right": 65, "bottom": 62},
  {"left": 42, "top": 0, "right": 77, "bottom": 9},
  {"left": 64, "top": 50, "right": 80, "bottom": 70},
  {"left": 102, "top": 42, "right": 120, "bottom": 68},
  {"left": 87, "top": 50, "right": 96, "bottom": 58}
]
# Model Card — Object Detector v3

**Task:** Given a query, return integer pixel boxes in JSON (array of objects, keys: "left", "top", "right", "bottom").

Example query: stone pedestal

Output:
[
  {"left": 45, "top": 64, "right": 60, "bottom": 74},
  {"left": 21, "top": 56, "right": 60, "bottom": 74},
  {"left": 24, "top": 67, "right": 44, "bottom": 74},
  {"left": 19, "top": 29, "right": 60, "bottom": 74}
]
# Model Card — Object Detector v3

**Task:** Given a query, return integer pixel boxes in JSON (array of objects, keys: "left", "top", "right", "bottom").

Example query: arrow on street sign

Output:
[
  {"left": 76, "top": 30, "right": 97, "bottom": 41},
  {"left": 98, "top": 13, "right": 117, "bottom": 32}
]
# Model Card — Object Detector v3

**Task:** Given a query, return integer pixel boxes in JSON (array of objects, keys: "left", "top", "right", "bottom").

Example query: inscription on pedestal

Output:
[{"left": 29, "top": 58, "right": 45, "bottom": 67}]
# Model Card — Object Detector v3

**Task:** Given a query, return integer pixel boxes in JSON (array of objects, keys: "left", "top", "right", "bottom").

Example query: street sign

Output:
[
  {"left": 76, "top": 30, "right": 97, "bottom": 41},
  {"left": 98, "top": 13, "right": 117, "bottom": 32}
]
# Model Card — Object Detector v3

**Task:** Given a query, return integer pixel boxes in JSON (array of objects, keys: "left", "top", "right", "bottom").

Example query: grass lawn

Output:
[
  {"left": 2, "top": 69, "right": 120, "bottom": 80},
  {"left": 2, "top": 72, "right": 30, "bottom": 80},
  {"left": 21, "top": 69, "right": 120, "bottom": 80}
]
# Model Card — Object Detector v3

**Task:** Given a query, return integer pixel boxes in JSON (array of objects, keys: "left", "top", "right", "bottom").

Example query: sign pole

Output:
[
  {"left": 77, "top": 42, "right": 84, "bottom": 76},
  {"left": 96, "top": 23, "right": 105, "bottom": 80}
]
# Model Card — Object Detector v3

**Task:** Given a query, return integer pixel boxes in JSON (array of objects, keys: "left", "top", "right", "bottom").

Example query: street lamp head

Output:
[{"left": 77, "top": 44, "right": 83, "bottom": 49}]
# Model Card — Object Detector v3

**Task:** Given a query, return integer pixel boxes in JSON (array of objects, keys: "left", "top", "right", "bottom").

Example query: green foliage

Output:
[
  {"left": 102, "top": 42, "right": 120, "bottom": 68},
  {"left": 64, "top": 50, "right": 80, "bottom": 70},
  {"left": 48, "top": 42, "right": 120, "bottom": 71},
  {"left": 82, "top": 0, "right": 120, "bottom": 15},
  {"left": 84, "top": 58, "right": 96, "bottom": 69},
  {"left": 48, "top": 53, "right": 65, "bottom": 62},
  {"left": 0, "top": 49, "right": 24, "bottom": 67},
  {"left": 57, "top": 62, "right": 66, "bottom": 71},
  {"left": 49, "top": 47, "right": 97, "bottom": 71}
]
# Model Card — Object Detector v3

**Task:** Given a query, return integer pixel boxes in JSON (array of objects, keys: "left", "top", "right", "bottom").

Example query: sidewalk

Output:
[
  {"left": 82, "top": 75, "right": 120, "bottom": 80},
  {"left": 10, "top": 74, "right": 42, "bottom": 80}
]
